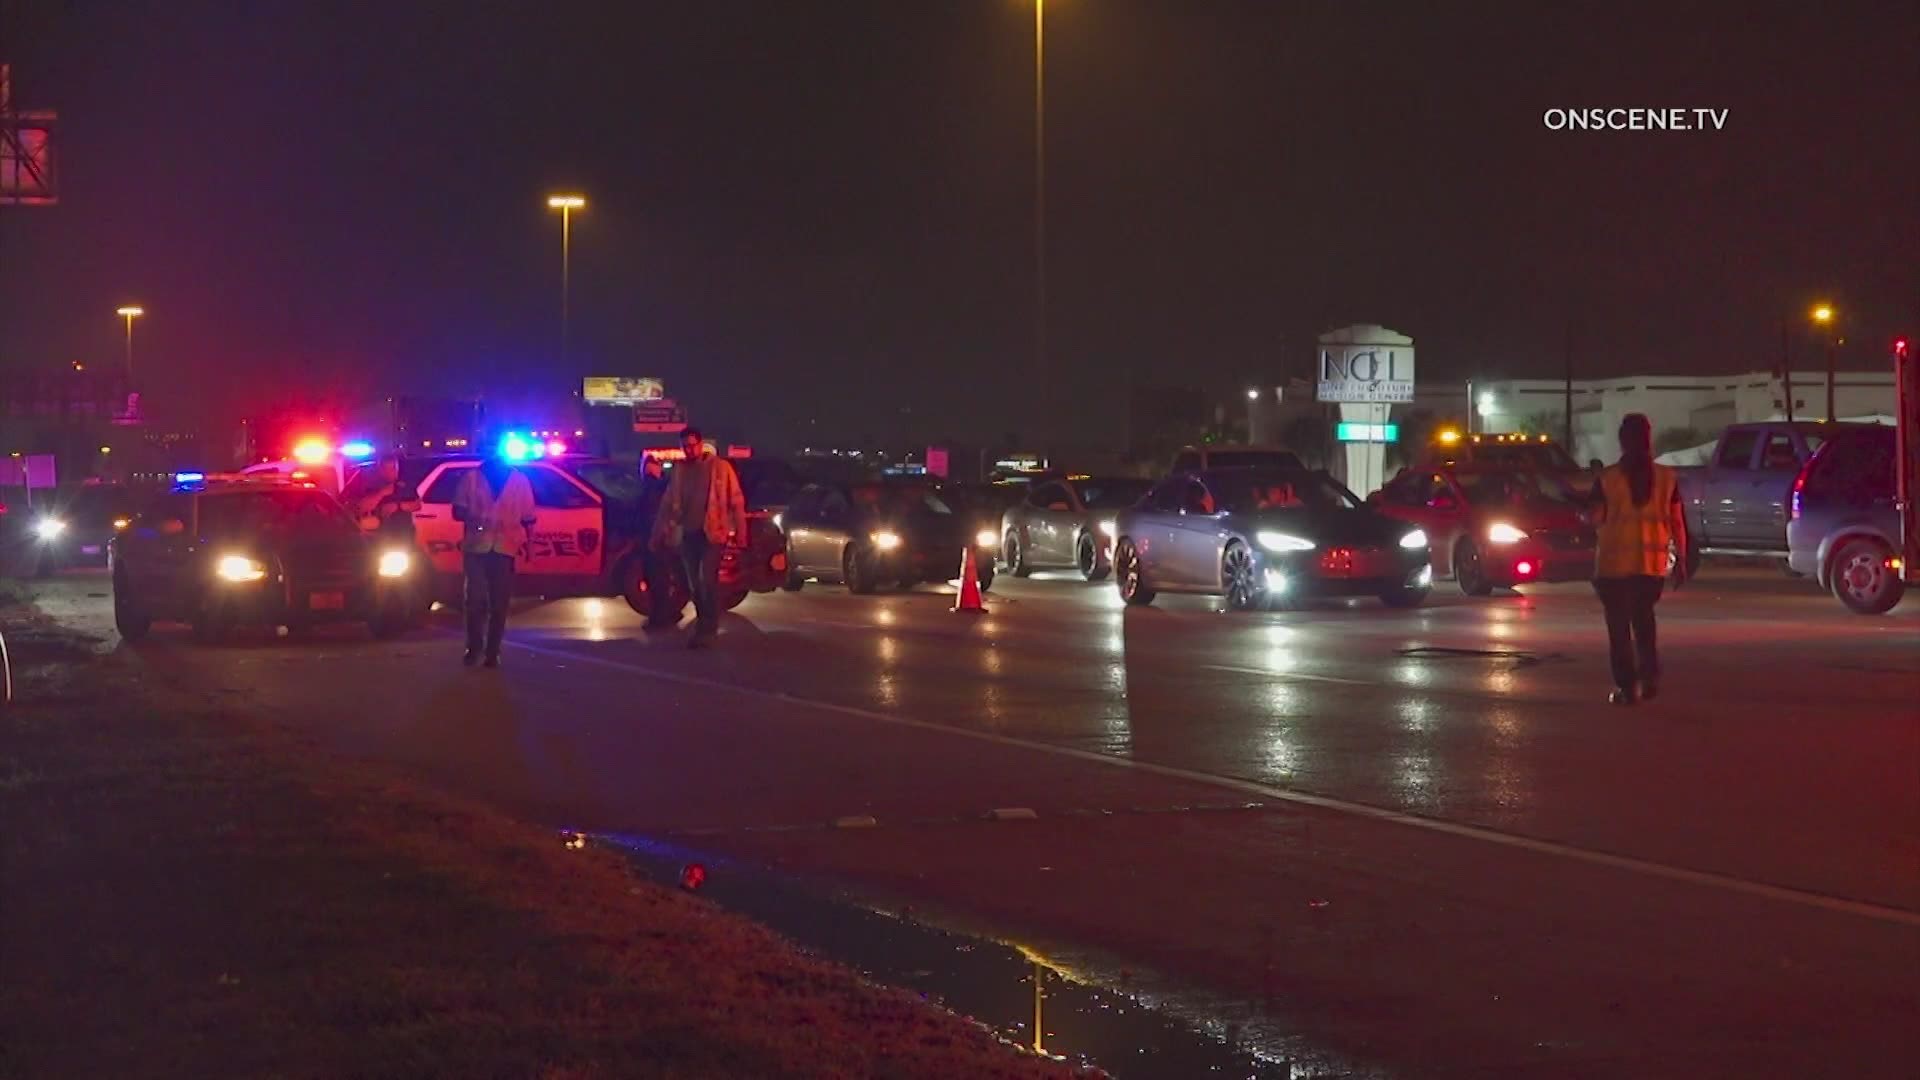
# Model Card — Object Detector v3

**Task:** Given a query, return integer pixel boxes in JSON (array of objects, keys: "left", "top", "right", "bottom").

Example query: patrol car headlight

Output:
[
  {"left": 1399, "top": 528, "right": 1429, "bottom": 549},
  {"left": 1098, "top": 519, "right": 1116, "bottom": 538},
  {"left": 975, "top": 528, "right": 998, "bottom": 548},
  {"left": 1486, "top": 522, "right": 1528, "bottom": 544},
  {"left": 377, "top": 550, "right": 412, "bottom": 578},
  {"left": 215, "top": 554, "right": 268, "bottom": 583},
  {"left": 33, "top": 517, "right": 67, "bottom": 541},
  {"left": 870, "top": 530, "right": 902, "bottom": 551},
  {"left": 1255, "top": 530, "right": 1315, "bottom": 553}
]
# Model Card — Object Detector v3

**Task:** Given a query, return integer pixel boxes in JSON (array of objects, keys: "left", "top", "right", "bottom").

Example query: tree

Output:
[{"left": 1515, "top": 410, "right": 1565, "bottom": 438}]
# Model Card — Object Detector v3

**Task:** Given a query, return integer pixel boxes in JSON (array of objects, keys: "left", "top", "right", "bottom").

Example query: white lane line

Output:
[{"left": 503, "top": 635, "right": 1920, "bottom": 930}]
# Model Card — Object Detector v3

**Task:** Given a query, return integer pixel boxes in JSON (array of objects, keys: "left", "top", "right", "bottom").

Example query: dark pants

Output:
[
  {"left": 1593, "top": 574, "right": 1664, "bottom": 690},
  {"left": 642, "top": 548, "right": 678, "bottom": 626},
  {"left": 463, "top": 552, "right": 514, "bottom": 657},
  {"left": 680, "top": 532, "right": 723, "bottom": 635}
]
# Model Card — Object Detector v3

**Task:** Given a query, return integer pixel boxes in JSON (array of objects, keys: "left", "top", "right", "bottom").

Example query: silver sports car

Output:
[
  {"left": 1113, "top": 467, "right": 1433, "bottom": 610},
  {"left": 1001, "top": 475, "right": 1151, "bottom": 581}
]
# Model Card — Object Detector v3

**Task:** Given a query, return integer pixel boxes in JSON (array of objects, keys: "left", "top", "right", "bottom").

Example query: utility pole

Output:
[
  {"left": 1563, "top": 318, "right": 1575, "bottom": 449},
  {"left": 1031, "top": 0, "right": 1049, "bottom": 465},
  {"left": 1780, "top": 319, "right": 1794, "bottom": 423},
  {"left": 1826, "top": 338, "right": 1838, "bottom": 422}
]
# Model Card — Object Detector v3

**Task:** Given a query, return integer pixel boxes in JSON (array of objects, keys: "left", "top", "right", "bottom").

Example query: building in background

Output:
[{"left": 1472, "top": 371, "right": 1896, "bottom": 464}]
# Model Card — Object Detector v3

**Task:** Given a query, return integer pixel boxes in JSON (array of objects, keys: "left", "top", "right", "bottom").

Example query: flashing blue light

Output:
[
  {"left": 500, "top": 433, "right": 534, "bottom": 461},
  {"left": 340, "top": 440, "right": 375, "bottom": 459},
  {"left": 174, "top": 471, "right": 206, "bottom": 483}
]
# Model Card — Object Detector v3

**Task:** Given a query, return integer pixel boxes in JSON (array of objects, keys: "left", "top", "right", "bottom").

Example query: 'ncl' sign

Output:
[{"left": 1316, "top": 346, "right": 1415, "bottom": 404}]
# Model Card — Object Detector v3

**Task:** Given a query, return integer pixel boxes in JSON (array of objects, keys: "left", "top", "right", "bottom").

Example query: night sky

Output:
[{"left": 2, "top": 0, "right": 1916, "bottom": 449}]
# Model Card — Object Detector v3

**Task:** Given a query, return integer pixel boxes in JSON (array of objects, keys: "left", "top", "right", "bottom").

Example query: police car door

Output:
[
  {"left": 413, "top": 462, "right": 477, "bottom": 578},
  {"left": 519, "top": 464, "right": 605, "bottom": 578}
]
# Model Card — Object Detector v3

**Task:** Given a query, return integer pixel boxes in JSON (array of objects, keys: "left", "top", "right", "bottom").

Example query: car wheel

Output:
[
  {"left": 722, "top": 588, "right": 749, "bottom": 611},
  {"left": 112, "top": 574, "right": 151, "bottom": 641},
  {"left": 1079, "top": 533, "right": 1110, "bottom": 582},
  {"left": 1004, "top": 531, "right": 1031, "bottom": 577},
  {"left": 975, "top": 559, "right": 995, "bottom": 593},
  {"left": 781, "top": 547, "right": 806, "bottom": 592},
  {"left": 1380, "top": 585, "right": 1430, "bottom": 609},
  {"left": 1115, "top": 538, "right": 1155, "bottom": 606},
  {"left": 1222, "top": 541, "right": 1263, "bottom": 611},
  {"left": 1829, "top": 538, "right": 1904, "bottom": 615},
  {"left": 1453, "top": 540, "right": 1493, "bottom": 597},
  {"left": 845, "top": 545, "right": 878, "bottom": 595}
]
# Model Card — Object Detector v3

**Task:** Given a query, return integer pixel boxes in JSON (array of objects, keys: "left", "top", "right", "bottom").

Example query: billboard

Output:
[
  {"left": 583, "top": 377, "right": 665, "bottom": 406},
  {"left": 1317, "top": 345, "right": 1415, "bottom": 404},
  {"left": 633, "top": 398, "right": 688, "bottom": 433}
]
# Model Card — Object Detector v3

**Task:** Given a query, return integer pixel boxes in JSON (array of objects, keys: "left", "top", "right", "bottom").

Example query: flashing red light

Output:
[
  {"left": 545, "top": 439, "right": 568, "bottom": 456},
  {"left": 291, "top": 437, "right": 332, "bottom": 465},
  {"left": 679, "top": 863, "right": 707, "bottom": 891},
  {"left": 1514, "top": 560, "right": 1536, "bottom": 577},
  {"left": 1896, "top": 338, "right": 1910, "bottom": 358}
]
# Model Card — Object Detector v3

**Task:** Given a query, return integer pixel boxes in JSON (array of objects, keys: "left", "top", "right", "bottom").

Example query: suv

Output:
[
  {"left": 111, "top": 481, "right": 420, "bottom": 642},
  {"left": 1786, "top": 426, "right": 1902, "bottom": 614}
]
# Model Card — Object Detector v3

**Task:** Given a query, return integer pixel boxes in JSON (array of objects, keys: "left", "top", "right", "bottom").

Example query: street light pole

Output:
[
  {"left": 115, "top": 305, "right": 144, "bottom": 383},
  {"left": 1779, "top": 319, "right": 1794, "bottom": 423},
  {"left": 546, "top": 194, "right": 587, "bottom": 368},
  {"left": 1812, "top": 304, "right": 1836, "bottom": 423},
  {"left": 1032, "top": 0, "right": 1048, "bottom": 464}
]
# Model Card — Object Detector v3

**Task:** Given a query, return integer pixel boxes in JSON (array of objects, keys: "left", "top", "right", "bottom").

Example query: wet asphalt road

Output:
[{"left": 27, "top": 567, "right": 1920, "bottom": 1078}]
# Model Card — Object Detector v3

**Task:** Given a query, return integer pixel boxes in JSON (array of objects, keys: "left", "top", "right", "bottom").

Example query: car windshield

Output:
[
  {"left": 1211, "top": 471, "right": 1356, "bottom": 512},
  {"left": 1456, "top": 470, "right": 1577, "bottom": 507},
  {"left": 732, "top": 459, "right": 805, "bottom": 509},
  {"left": 852, "top": 484, "right": 952, "bottom": 518},
  {"left": 1078, "top": 479, "right": 1149, "bottom": 509},
  {"left": 569, "top": 461, "right": 640, "bottom": 504},
  {"left": 199, "top": 489, "right": 357, "bottom": 537}
]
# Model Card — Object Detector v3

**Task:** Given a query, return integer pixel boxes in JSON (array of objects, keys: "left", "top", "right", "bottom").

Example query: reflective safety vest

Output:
[{"left": 1595, "top": 463, "right": 1677, "bottom": 578}]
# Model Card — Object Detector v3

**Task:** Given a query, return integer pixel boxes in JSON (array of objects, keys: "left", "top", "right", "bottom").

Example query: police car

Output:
[
  {"left": 409, "top": 448, "right": 787, "bottom": 618},
  {"left": 109, "top": 472, "right": 422, "bottom": 642}
]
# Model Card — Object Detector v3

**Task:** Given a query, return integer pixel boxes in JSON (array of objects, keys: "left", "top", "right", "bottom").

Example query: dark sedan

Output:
[
  {"left": 781, "top": 480, "right": 996, "bottom": 594},
  {"left": 1113, "top": 468, "right": 1432, "bottom": 610}
]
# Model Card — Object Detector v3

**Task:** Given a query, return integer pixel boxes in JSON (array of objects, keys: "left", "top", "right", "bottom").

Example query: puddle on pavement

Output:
[{"left": 595, "top": 832, "right": 1379, "bottom": 1079}]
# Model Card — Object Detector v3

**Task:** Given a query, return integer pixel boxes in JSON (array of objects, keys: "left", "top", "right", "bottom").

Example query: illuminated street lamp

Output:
[
  {"left": 1031, "top": 0, "right": 1049, "bottom": 461},
  {"left": 116, "top": 305, "right": 144, "bottom": 381},
  {"left": 1811, "top": 304, "right": 1838, "bottom": 421},
  {"left": 546, "top": 194, "right": 587, "bottom": 367}
]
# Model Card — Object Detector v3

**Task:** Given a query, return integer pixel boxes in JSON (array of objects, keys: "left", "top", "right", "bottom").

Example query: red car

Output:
[{"left": 1370, "top": 465, "right": 1595, "bottom": 595}]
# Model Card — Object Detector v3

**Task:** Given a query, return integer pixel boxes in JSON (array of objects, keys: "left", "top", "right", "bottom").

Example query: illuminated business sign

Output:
[
  {"left": 1335, "top": 422, "right": 1399, "bottom": 443},
  {"left": 1316, "top": 345, "right": 1415, "bottom": 404},
  {"left": 583, "top": 377, "right": 665, "bottom": 406}
]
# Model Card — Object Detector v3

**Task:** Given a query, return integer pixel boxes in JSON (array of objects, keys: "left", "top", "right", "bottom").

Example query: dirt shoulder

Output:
[{"left": 0, "top": 590, "right": 1080, "bottom": 1079}]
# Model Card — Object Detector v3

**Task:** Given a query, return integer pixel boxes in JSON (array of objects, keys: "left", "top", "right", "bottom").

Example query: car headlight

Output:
[
  {"left": 771, "top": 512, "right": 783, "bottom": 531},
  {"left": 215, "top": 554, "right": 268, "bottom": 583},
  {"left": 1255, "top": 530, "right": 1315, "bottom": 553},
  {"left": 1098, "top": 519, "right": 1116, "bottom": 538},
  {"left": 1486, "top": 522, "right": 1528, "bottom": 544},
  {"left": 377, "top": 550, "right": 412, "bottom": 578},
  {"left": 870, "top": 530, "right": 902, "bottom": 551},
  {"left": 1399, "top": 529, "right": 1429, "bottom": 549},
  {"left": 975, "top": 528, "right": 998, "bottom": 548},
  {"left": 113, "top": 517, "right": 132, "bottom": 531},
  {"left": 32, "top": 517, "right": 67, "bottom": 541}
]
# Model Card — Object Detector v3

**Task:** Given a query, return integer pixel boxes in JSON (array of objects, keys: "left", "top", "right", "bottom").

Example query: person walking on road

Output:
[
  {"left": 1589, "top": 413, "right": 1688, "bottom": 705},
  {"left": 635, "top": 454, "right": 677, "bottom": 630},
  {"left": 650, "top": 428, "right": 746, "bottom": 648},
  {"left": 453, "top": 455, "right": 536, "bottom": 668}
]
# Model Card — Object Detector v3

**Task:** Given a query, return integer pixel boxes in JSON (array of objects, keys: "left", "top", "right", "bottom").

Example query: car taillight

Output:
[{"left": 1790, "top": 459, "right": 1813, "bottom": 520}]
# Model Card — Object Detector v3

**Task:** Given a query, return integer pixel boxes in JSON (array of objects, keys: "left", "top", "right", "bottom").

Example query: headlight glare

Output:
[
  {"left": 1255, "top": 530, "right": 1315, "bottom": 553},
  {"left": 975, "top": 529, "right": 998, "bottom": 548},
  {"left": 33, "top": 517, "right": 67, "bottom": 541},
  {"left": 1399, "top": 529, "right": 1429, "bottom": 549},
  {"left": 1098, "top": 520, "right": 1116, "bottom": 537},
  {"left": 1486, "top": 522, "right": 1528, "bottom": 544},
  {"left": 377, "top": 550, "right": 412, "bottom": 578},
  {"left": 870, "top": 530, "right": 902, "bottom": 551},
  {"left": 215, "top": 554, "right": 267, "bottom": 583}
]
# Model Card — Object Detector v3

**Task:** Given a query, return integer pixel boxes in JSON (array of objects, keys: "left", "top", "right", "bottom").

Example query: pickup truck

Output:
[{"left": 1673, "top": 421, "right": 1876, "bottom": 573}]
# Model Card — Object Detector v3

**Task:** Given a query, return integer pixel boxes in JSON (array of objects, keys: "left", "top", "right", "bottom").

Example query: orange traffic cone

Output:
[{"left": 952, "top": 546, "right": 987, "bottom": 614}]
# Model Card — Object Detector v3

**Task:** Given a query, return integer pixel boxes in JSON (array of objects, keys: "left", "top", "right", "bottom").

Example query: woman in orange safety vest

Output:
[{"left": 1588, "top": 413, "right": 1690, "bottom": 705}]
